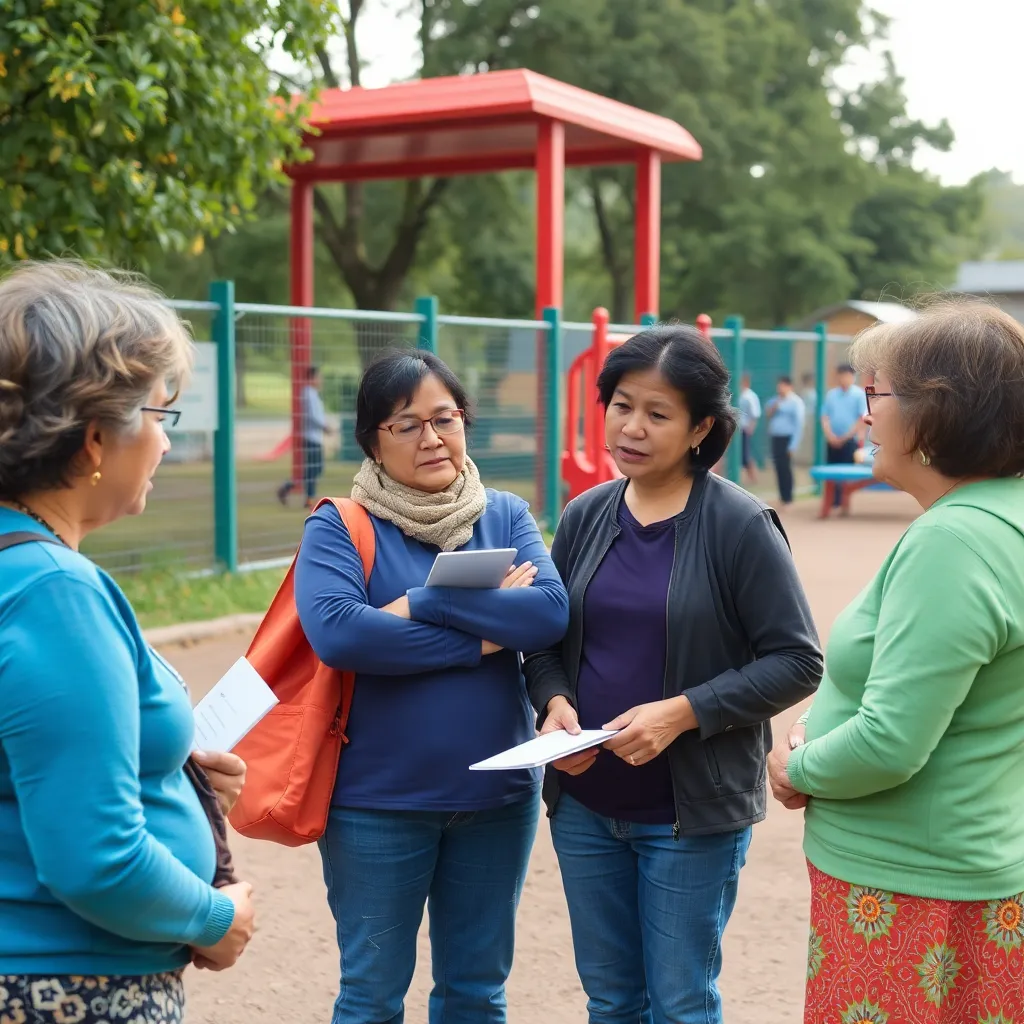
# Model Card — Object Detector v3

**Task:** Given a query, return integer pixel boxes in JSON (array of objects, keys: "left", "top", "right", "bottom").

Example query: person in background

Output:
[
  {"left": 820, "top": 363, "right": 867, "bottom": 513},
  {"left": 0, "top": 261, "right": 255, "bottom": 1024},
  {"left": 766, "top": 375, "right": 805, "bottom": 507},
  {"left": 277, "top": 364, "right": 333, "bottom": 510},
  {"left": 294, "top": 349, "right": 568, "bottom": 1024},
  {"left": 800, "top": 371, "right": 818, "bottom": 422},
  {"left": 524, "top": 325, "right": 822, "bottom": 1024},
  {"left": 738, "top": 372, "right": 761, "bottom": 486},
  {"left": 769, "top": 301, "right": 1024, "bottom": 1024}
]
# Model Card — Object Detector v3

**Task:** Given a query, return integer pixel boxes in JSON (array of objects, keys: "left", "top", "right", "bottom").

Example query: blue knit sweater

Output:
[{"left": 295, "top": 489, "right": 569, "bottom": 810}]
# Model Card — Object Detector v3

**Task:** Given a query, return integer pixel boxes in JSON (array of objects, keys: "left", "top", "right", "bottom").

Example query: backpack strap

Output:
[
  {"left": 313, "top": 497, "right": 376, "bottom": 585},
  {"left": 310, "top": 497, "right": 376, "bottom": 747},
  {"left": 0, "top": 531, "right": 65, "bottom": 553}
]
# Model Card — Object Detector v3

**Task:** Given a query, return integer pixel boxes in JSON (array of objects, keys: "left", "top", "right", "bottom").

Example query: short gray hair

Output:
[{"left": 0, "top": 260, "right": 194, "bottom": 498}]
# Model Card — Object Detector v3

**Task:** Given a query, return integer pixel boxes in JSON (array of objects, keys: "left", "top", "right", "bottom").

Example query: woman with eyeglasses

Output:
[
  {"left": 0, "top": 261, "right": 255, "bottom": 1024},
  {"left": 293, "top": 348, "right": 569, "bottom": 1024},
  {"left": 768, "top": 300, "right": 1024, "bottom": 1023}
]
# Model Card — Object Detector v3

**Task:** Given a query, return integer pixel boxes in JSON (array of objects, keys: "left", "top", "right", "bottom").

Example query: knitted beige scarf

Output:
[{"left": 351, "top": 456, "right": 487, "bottom": 551}]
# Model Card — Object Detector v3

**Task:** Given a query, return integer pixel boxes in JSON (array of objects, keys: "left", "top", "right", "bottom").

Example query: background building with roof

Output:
[
  {"left": 794, "top": 300, "right": 919, "bottom": 336},
  {"left": 953, "top": 261, "right": 1024, "bottom": 322}
]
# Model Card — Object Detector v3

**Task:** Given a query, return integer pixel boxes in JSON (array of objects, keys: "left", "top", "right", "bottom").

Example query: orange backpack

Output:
[{"left": 228, "top": 497, "right": 375, "bottom": 847}]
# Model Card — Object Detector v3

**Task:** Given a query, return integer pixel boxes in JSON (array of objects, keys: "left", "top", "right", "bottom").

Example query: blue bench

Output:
[{"left": 809, "top": 464, "right": 890, "bottom": 518}]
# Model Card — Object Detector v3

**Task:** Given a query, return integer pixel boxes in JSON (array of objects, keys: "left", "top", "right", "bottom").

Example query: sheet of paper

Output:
[
  {"left": 192, "top": 657, "right": 278, "bottom": 753},
  {"left": 469, "top": 728, "right": 620, "bottom": 771}
]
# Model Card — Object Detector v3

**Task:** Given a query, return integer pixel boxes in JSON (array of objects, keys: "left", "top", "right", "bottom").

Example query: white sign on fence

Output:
[{"left": 174, "top": 342, "right": 218, "bottom": 433}]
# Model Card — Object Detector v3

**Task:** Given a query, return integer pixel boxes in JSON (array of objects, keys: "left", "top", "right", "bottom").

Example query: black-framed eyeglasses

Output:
[
  {"left": 142, "top": 406, "right": 182, "bottom": 428},
  {"left": 379, "top": 409, "right": 466, "bottom": 444},
  {"left": 864, "top": 386, "right": 895, "bottom": 415}
]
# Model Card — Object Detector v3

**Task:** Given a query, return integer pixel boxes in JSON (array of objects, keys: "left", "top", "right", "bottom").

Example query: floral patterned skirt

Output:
[
  {"left": 0, "top": 972, "right": 184, "bottom": 1024},
  {"left": 805, "top": 861, "right": 1024, "bottom": 1023}
]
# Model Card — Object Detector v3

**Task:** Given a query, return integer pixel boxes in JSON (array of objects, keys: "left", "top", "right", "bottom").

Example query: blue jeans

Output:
[
  {"left": 551, "top": 795, "right": 751, "bottom": 1024},
  {"left": 319, "top": 796, "right": 540, "bottom": 1024}
]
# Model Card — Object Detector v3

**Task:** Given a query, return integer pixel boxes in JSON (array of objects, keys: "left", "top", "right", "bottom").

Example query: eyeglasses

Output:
[
  {"left": 142, "top": 406, "right": 182, "bottom": 428},
  {"left": 864, "top": 386, "right": 895, "bottom": 415},
  {"left": 379, "top": 409, "right": 466, "bottom": 444}
]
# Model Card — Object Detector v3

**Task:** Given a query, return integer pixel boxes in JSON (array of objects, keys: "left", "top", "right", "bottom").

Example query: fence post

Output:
[
  {"left": 640, "top": 313, "right": 657, "bottom": 328},
  {"left": 542, "top": 305, "right": 563, "bottom": 532},
  {"left": 724, "top": 315, "right": 744, "bottom": 485},
  {"left": 814, "top": 321, "right": 828, "bottom": 488},
  {"left": 210, "top": 280, "right": 238, "bottom": 573},
  {"left": 415, "top": 296, "right": 438, "bottom": 353}
]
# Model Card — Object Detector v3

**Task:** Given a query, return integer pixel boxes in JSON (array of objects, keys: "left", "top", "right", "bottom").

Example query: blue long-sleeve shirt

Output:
[
  {"left": 294, "top": 490, "right": 569, "bottom": 810},
  {"left": 767, "top": 392, "right": 805, "bottom": 452},
  {"left": 0, "top": 510, "right": 235, "bottom": 976}
]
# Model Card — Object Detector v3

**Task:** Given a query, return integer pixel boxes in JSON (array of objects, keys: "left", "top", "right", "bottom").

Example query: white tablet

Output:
[{"left": 424, "top": 548, "right": 517, "bottom": 589}]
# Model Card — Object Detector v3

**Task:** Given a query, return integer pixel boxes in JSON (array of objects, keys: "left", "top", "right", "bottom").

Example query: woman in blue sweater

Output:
[
  {"left": 294, "top": 349, "right": 569, "bottom": 1024},
  {"left": 0, "top": 261, "right": 254, "bottom": 1023}
]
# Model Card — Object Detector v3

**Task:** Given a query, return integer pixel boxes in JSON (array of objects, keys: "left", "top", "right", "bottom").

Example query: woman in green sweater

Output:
[{"left": 768, "top": 300, "right": 1024, "bottom": 1024}]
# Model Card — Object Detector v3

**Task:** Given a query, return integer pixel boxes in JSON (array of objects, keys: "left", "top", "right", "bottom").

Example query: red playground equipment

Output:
[{"left": 562, "top": 309, "right": 713, "bottom": 502}]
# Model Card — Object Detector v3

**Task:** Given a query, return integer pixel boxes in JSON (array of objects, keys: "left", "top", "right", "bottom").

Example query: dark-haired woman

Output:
[
  {"left": 524, "top": 325, "right": 823, "bottom": 1024},
  {"left": 293, "top": 349, "right": 569, "bottom": 1024}
]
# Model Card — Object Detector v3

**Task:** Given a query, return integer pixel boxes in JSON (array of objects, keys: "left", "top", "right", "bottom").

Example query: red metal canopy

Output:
[
  {"left": 292, "top": 68, "right": 702, "bottom": 184},
  {"left": 287, "top": 69, "right": 702, "bottom": 321}
]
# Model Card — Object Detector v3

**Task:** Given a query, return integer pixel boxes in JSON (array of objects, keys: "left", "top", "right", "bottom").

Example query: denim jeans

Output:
[
  {"left": 319, "top": 796, "right": 540, "bottom": 1024},
  {"left": 551, "top": 795, "right": 751, "bottom": 1024}
]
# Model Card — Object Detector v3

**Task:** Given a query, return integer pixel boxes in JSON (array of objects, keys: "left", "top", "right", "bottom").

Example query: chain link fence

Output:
[
  {"left": 233, "top": 309, "right": 421, "bottom": 566},
  {"left": 436, "top": 316, "right": 551, "bottom": 515},
  {"left": 81, "top": 289, "right": 854, "bottom": 578}
]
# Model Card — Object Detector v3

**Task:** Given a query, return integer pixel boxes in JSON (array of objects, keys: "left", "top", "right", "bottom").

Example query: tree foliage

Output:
[
  {"left": 141, "top": 0, "right": 987, "bottom": 329},
  {"left": 0, "top": 0, "right": 337, "bottom": 263}
]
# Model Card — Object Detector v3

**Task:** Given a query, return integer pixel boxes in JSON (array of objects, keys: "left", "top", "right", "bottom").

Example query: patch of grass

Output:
[
  {"left": 121, "top": 566, "right": 286, "bottom": 630},
  {"left": 240, "top": 371, "right": 292, "bottom": 415}
]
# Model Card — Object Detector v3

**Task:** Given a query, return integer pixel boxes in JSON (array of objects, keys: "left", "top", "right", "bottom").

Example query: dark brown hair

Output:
[
  {"left": 850, "top": 298, "right": 1024, "bottom": 478},
  {"left": 596, "top": 324, "right": 737, "bottom": 470}
]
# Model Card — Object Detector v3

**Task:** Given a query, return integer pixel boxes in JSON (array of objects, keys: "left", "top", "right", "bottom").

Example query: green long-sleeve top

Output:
[{"left": 787, "top": 477, "right": 1024, "bottom": 901}]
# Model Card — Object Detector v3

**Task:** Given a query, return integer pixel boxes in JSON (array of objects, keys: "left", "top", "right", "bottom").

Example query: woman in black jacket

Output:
[{"left": 524, "top": 325, "right": 822, "bottom": 1024}]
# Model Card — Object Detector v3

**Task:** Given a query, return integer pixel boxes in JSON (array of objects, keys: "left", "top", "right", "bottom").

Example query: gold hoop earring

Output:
[
  {"left": 918, "top": 450, "right": 931, "bottom": 467},
  {"left": 91, "top": 470, "right": 102, "bottom": 486}
]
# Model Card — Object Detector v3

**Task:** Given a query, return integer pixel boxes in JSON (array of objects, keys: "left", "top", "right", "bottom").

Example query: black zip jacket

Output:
[{"left": 523, "top": 471, "right": 823, "bottom": 836}]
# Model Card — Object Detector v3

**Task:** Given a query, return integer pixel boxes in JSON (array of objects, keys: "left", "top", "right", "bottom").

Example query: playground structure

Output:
[{"left": 284, "top": 68, "right": 702, "bottom": 513}]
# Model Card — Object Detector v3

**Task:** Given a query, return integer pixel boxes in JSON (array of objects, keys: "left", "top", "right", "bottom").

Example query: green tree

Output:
[
  {"left": 423, "top": 0, "right": 981, "bottom": 325},
  {"left": 841, "top": 52, "right": 985, "bottom": 298},
  {"left": 0, "top": 0, "right": 337, "bottom": 264},
  {"left": 975, "top": 170, "right": 1024, "bottom": 260},
  {"left": 420, "top": 0, "right": 873, "bottom": 325}
]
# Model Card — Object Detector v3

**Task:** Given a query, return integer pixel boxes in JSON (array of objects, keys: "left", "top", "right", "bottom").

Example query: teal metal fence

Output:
[{"left": 80, "top": 285, "right": 854, "bottom": 578}]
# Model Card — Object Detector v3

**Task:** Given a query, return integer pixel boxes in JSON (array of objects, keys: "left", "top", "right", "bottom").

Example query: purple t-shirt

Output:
[{"left": 559, "top": 499, "right": 677, "bottom": 824}]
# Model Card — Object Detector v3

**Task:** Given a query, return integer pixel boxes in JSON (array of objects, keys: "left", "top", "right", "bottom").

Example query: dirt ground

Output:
[{"left": 164, "top": 489, "right": 920, "bottom": 1024}]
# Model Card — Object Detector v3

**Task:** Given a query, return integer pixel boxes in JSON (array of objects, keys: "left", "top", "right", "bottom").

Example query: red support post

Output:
[
  {"left": 634, "top": 150, "right": 661, "bottom": 324},
  {"left": 289, "top": 180, "right": 314, "bottom": 491},
  {"left": 536, "top": 120, "right": 565, "bottom": 314},
  {"left": 535, "top": 119, "right": 565, "bottom": 514},
  {"left": 589, "top": 307, "right": 610, "bottom": 479}
]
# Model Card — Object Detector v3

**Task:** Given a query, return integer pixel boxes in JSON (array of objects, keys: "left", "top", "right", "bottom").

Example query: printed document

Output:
[
  {"left": 192, "top": 657, "right": 278, "bottom": 753},
  {"left": 469, "top": 728, "right": 620, "bottom": 771}
]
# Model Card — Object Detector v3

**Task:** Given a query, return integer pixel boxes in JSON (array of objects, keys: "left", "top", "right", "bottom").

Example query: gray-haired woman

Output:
[{"left": 0, "top": 261, "right": 254, "bottom": 1024}]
